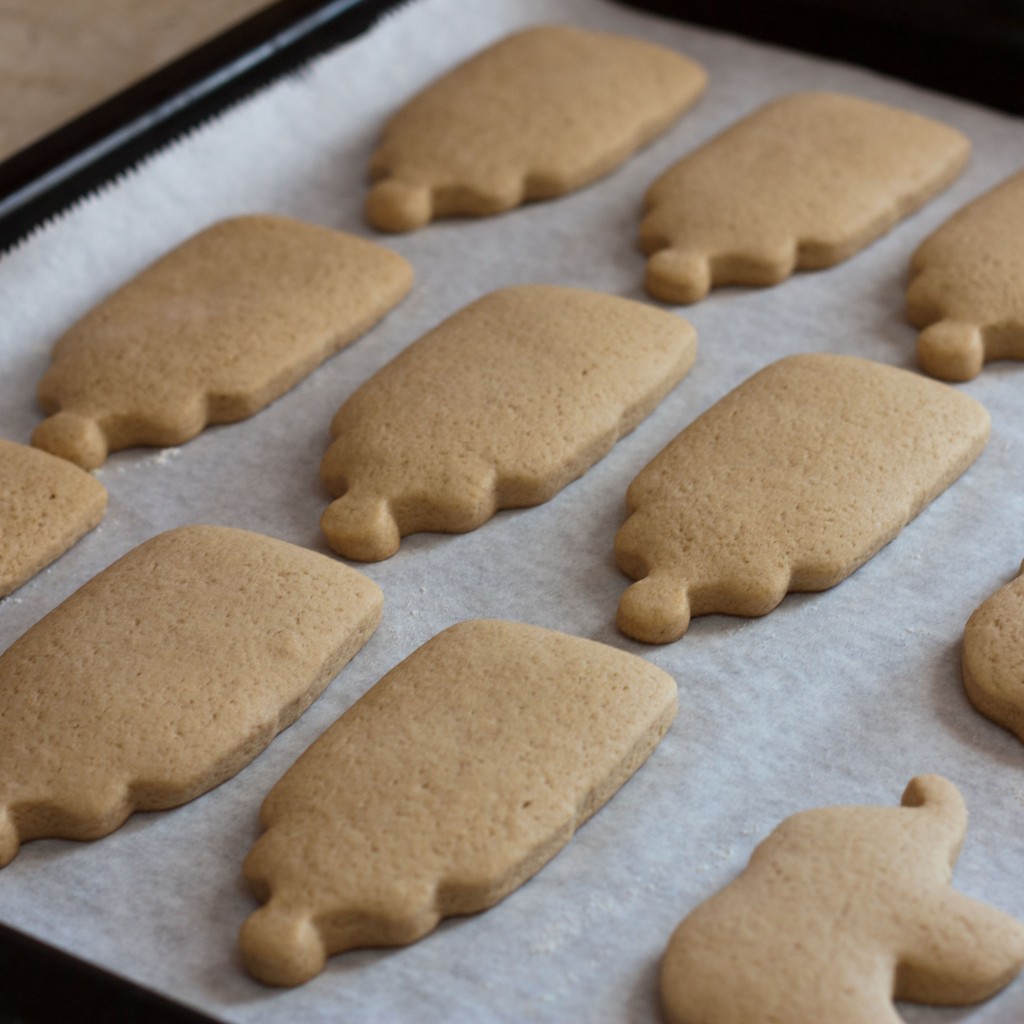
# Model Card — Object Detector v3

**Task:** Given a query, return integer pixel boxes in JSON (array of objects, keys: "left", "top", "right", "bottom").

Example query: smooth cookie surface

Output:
[
  {"left": 909, "top": 167, "right": 1024, "bottom": 380},
  {"left": 0, "top": 525, "right": 382, "bottom": 867},
  {"left": 641, "top": 91, "right": 970, "bottom": 303},
  {"left": 615, "top": 353, "right": 990, "bottom": 643},
  {"left": 321, "top": 284, "right": 697, "bottom": 561},
  {"left": 963, "top": 563, "right": 1024, "bottom": 742},
  {"left": 660, "top": 776, "right": 1024, "bottom": 1024},
  {"left": 32, "top": 214, "right": 413, "bottom": 468},
  {"left": 240, "top": 618, "right": 677, "bottom": 986},
  {"left": 0, "top": 438, "right": 107, "bottom": 597},
  {"left": 365, "top": 24, "right": 707, "bottom": 231}
]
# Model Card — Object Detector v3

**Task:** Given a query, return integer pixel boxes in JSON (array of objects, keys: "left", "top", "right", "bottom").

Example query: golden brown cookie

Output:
[
  {"left": 660, "top": 775, "right": 1024, "bottom": 1024},
  {"left": 0, "top": 525, "right": 382, "bottom": 868},
  {"left": 641, "top": 91, "right": 970, "bottom": 303},
  {"left": 616, "top": 353, "right": 990, "bottom": 643},
  {"left": 963, "top": 562, "right": 1024, "bottom": 742},
  {"left": 32, "top": 215, "right": 413, "bottom": 468},
  {"left": 0, "top": 437, "right": 107, "bottom": 597},
  {"left": 320, "top": 285, "right": 697, "bottom": 561},
  {"left": 909, "top": 168, "right": 1024, "bottom": 381},
  {"left": 365, "top": 25, "right": 707, "bottom": 232},
  {"left": 240, "top": 619, "right": 677, "bottom": 986}
]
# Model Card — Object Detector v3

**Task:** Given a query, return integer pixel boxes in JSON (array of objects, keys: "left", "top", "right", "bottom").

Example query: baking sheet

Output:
[{"left": 1, "top": 0, "right": 1023, "bottom": 1020}]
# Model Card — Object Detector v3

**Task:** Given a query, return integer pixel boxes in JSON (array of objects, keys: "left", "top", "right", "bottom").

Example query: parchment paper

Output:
[{"left": 1, "top": 1, "right": 1023, "bottom": 1021}]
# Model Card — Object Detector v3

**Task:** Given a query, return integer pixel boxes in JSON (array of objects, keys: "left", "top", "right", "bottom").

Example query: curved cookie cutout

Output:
[
  {"left": 320, "top": 285, "right": 697, "bottom": 561},
  {"left": 32, "top": 215, "right": 413, "bottom": 468},
  {"left": 0, "top": 525, "right": 382, "bottom": 868},
  {"left": 660, "top": 775, "right": 1024, "bottom": 1024},
  {"left": 909, "top": 168, "right": 1024, "bottom": 381},
  {"left": 963, "top": 562, "right": 1024, "bottom": 741},
  {"left": 615, "top": 353, "right": 990, "bottom": 643},
  {"left": 365, "top": 25, "right": 707, "bottom": 232},
  {"left": 641, "top": 91, "right": 970, "bottom": 303},
  {"left": 0, "top": 438, "right": 107, "bottom": 597},
  {"left": 240, "top": 619, "right": 677, "bottom": 986}
]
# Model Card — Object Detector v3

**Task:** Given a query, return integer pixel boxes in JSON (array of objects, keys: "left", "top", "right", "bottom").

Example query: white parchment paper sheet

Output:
[{"left": 1, "top": 0, "right": 1023, "bottom": 1020}]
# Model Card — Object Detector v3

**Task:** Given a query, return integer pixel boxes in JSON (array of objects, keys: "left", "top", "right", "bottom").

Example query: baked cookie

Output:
[
  {"left": 963, "top": 562, "right": 1024, "bottom": 742},
  {"left": 660, "top": 775, "right": 1024, "bottom": 1024},
  {"left": 0, "top": 525, "right": 382, "bottom": 868},
  {"left": 616, "top": 353, "right": 990, "bottom": 643},
  {"left": 32, "top": 215, "right": 413, "bottom": 468},
  {"left": 240, "top": 619, "right": 677, "bottom": 986},
  {"left": 909, "top": 168, "right": 1024, "bottom": 381},
  {"left": 365, "top": 25, "right": 707, "bottom": 232},
  {"left": 321, "top": 285, "right": 697, "bottom": 561},
  {"left": 641, "top": 91, "right": 970, "bottom": 303},
  {"left": 0, "top": 438, "right": 107, "bottom": 597}
]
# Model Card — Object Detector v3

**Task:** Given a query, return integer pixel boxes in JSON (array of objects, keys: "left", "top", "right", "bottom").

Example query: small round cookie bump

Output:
[
  {"left": 963, "top": 562, "right": 1024, "bottom": 741},
  {"left": 660, "top": 775, "right": 1024, "bottom": 1024},
  {"left": 365, "top": 25, "right": 707, "bottom": 231},
  {"left": 365, "top": 181, "right": 434, "bottom": 233},
  {"left": 31, "top": 412, "right": 109, "bottom": 471},
  {"left": 640, "top": 91, "right": 970, "bottom": 303}
]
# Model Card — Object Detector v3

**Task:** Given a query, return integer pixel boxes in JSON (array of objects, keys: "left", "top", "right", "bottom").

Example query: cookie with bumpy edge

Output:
[
  {"left": 32, "top": 215, "right": 413, "bottom": 468},
  {"left": 320, "top": 285, "right": 697, "bottom": 561},
  {"left": 963, "top": 562, "right": 1024, "bottom": 742},
  {"left": 616, "top": 353, "right": 989, "bottom": 643},
  {"left": 0, "top": 525, "right": 382, "bottom": 868},
  {"left": 240, "top": 618, "right": 677, "bottom": 986},
  {"left": 660, "top": 775, "right": 1024, "bottom": 1024},
  {"left": 365, "top": 25, "right": 707, "bottom": 232},
  {"left": 0, "top": 438, "right": 107, "bottom": 597},
  {"left": 641, "top": 91, "right": 970, "bottom": 303},
  {"left": 909, "top": 168, "right": 1024, "bottom": 381}
]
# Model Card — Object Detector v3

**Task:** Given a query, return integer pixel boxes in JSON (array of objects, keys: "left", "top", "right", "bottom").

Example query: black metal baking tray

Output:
[
  {"left": 1, "top": 1, "right": 1022, "bottom": 1020},
  {"left": 0, "top": 921, "right": 218, "bottom": 1024},
  {"left": 0, "top": 0, "right": 408, "bottom": 255}
]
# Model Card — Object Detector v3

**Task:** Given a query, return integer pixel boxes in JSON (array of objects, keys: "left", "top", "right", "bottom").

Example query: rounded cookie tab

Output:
[
  {"left": 0, "top": 525, "right": 382, "bottom": 868},
  {"left": 908, "top": 167, "right": 1024, "bottom": 381},
  {"left": 240, "top": 619, "right": 677, "bottom": 986},
  {"left": 365, "top": 24, "right": 707, "bottom": 231},
  {"left": 0, "top": 438, "right": 107, "bottom": 597},
  {"left": 32, "top": 214, "right": 413, "bottom": 468},
  {"left": 615, "top": 353, "right": 990, "bottom": 643},
  {"left": 660, "top": 775, "right": 1024, "bottom": 1024},
  {"left": 641, "top": 91, "right": 970, "bottom": 303},
  {"left": 320, "top": 284, "right": 697, "bottom": 561},
  {"left": 963, "top": 562, "right": 1024, "bottom": 741}
]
